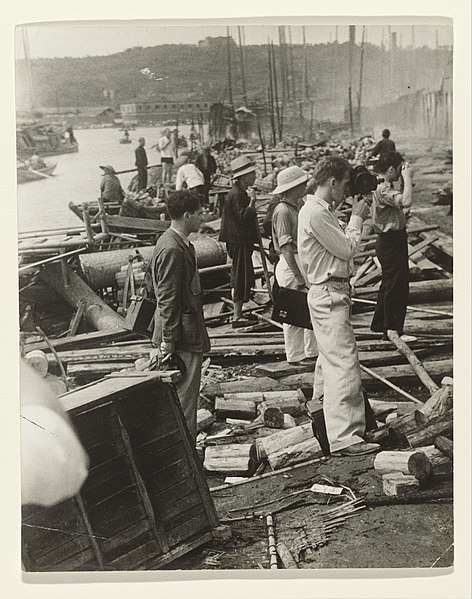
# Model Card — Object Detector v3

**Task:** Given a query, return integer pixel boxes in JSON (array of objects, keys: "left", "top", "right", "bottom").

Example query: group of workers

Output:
[
  {"left": 149, "top": 130, "right": 415, "bottom": 459},
  {"left": 22, "top": 128, "right": 414, "bottom": 511}
]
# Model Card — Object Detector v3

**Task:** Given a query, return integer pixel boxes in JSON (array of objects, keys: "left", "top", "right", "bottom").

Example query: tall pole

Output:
[
  {"left": 238, "top": 26, "right": 247, "bottom": 106},
  {"left": 22, "top": 28, "right": 36, "bottom": 116},
  {"left": 267, "top": 41, "right": 277, "bottom": 146},
  {"left": 302, "top": 26, "right": 309, "bottom": 102},
  {"left": 357, "top": 26, "right": 366, "bottom": 130},
  {"left": 348, "top": 25, "right": 355, "bottom": 133},
  {"left": 226, "top": 27, "right": 234, "bottom": 111},
  {"left": 271, "top": 41, "right": 282, "bottom": 142},
  {"left": 288, "top": 26, "right": 297, "bottom": 111},
  {"left": 278, "top": 26, "right": 289, "bottom": 104}
]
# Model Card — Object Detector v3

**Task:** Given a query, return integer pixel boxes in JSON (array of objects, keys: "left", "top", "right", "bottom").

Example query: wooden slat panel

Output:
[
  {"left": 48, "top": 547, "right": 99, "bottom": 572},
  {"left": 158, "top": 491, "right": 202, "bottom": 523},
  {"left": 85, "top": 436, "right": 127, "bottom": 469},
  {"left": 138, "top": 446, "right": 189, "bottom": 481},
  {"left": 88, "top": 492, "right": 144, "bottom": 535},
  {"left": 92, "top": 502, "right": 147, "bottom": 537},
  {"left": 123, "top": 411, "right": 177, "bottom": 447},
  {"left": 166, "top": 510, "right": 211, "bottom": 548},
  {"left": 85, "top": 455, "right": 130, "bottom": 490},
  {"left": 22, "top": 497, "right": 79, "bottom": 527},
  {"left": 31, "top": 533, "right": 94, "bottom": 570},
  {"left": 107, "top": 535, "right": 162, "bottom": 570},
  {"left": 81, "top": 470, "right": 136, "bottom": 507},
  {"left": 100, "top": 519, "right": 153, "bottom": 557},
  {"left": 22, "top": 512, "right": 87, "bottom": 547}
]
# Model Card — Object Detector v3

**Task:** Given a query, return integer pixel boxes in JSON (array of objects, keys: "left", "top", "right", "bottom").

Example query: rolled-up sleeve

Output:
[
  {"left": 273, "top": 209, "right": 294, "bottom": 248},
  {"left": 310, "top": 208, "right": 363, "bottom": 260}
]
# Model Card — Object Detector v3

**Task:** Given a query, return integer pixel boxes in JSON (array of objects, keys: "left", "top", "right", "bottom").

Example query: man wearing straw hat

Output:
[
  {"left": 219, "top": 155, "right": 259, "bottom": 328},
  {"left": 271, "top": 165, "right": 318, "bottom": 367},
  {"left": 99, "top": 165, "right": 124, "bottom": 204}
]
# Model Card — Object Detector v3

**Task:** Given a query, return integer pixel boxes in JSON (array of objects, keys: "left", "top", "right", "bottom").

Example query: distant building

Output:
[
  {"left": 198, "top": 36, "right": 237, "bottom": 49},
  {"left": 120, "top": 95, "right": 213, "bottom": 124}
]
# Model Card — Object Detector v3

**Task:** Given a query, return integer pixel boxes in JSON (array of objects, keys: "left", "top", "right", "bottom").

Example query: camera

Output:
[{"left": 349, "top": 165, "right": 380, "bottom": 196}]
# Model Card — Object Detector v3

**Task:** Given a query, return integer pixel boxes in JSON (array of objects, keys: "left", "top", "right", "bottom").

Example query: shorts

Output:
[{"left": 161, "top": 157, "right": 174, "bottom": 165}]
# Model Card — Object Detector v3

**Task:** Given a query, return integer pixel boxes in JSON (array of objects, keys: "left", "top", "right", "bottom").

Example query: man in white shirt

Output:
[
  {"left": 298, "top": 156, "right": 380, "bottom": 457},
  {"left": 175, "top": 150, "right": 205, "bottom": 198},
  {"left": 158, "top": 128, "right": 175, "bottom": 191}
]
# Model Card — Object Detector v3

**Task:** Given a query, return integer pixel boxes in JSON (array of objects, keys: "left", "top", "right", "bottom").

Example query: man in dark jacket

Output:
[
  {"left": 195, "top": 144, "right": 217, "bottom": 207},
  {"left": 135, "top": 137, "right": 148, "bottom": 190},
  {"left": 370, "top": 129, "right": 396, "bottom": 157},
  {"left": 218, "top": 155, "right": 258, "bottom": 327},
  {"left": 151, "top": 190, "right": 209, "bottom": 440}
]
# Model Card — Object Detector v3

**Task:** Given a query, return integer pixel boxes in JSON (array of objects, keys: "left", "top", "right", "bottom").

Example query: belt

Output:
[{"left": 327, "top": 276, "right": 349, "bottom": 283}]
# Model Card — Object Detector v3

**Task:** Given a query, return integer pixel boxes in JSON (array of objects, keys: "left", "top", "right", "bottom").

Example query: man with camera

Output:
[
  {"left": 298, "top": 156, "right": 380, "bottom": 457},
  {"left": 370, "top": 152, "right": 414, "bottom": 340}
]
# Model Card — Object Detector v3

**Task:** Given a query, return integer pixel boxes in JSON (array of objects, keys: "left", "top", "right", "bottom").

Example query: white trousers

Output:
[
  {"left": 275, "top": 254, "right": 318, "bottom": 363},
  {"left": 307, "top": 281, "right": 365, "bottom": 452}
]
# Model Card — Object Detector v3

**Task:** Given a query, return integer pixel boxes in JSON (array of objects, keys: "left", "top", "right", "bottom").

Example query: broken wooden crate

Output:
[{"left": 21, "top": 372, "right": 218, "bottom": 571}]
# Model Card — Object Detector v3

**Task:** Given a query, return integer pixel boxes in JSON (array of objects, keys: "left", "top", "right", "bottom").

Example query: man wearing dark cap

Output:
[
  {"left": 370, "top": 129, "right": 396, "bottom": 157},
  {"left": 135, "top": 137, "right": 148, "bottom": 191},
  {"left": 219, "top": 155, "right": 259, "bottom": 327},
  {"left": 99, "top": 165, "right": 124, "bottom": 203}
]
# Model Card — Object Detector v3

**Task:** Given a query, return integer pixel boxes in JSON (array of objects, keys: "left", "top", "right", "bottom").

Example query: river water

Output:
[{"left": 17, "top": 125, "right": 203, "bottom": 234}]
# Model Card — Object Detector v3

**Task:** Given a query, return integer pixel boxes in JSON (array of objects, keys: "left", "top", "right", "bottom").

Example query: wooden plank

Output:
[
  {"left": 106, "top": 214, "right": 170, "bottom": 233},
  {"left": 44, "top": 547, "right": 99, "bottom": 572},
  {"left": 84, "top": 455, "right": 130, "bottom": 491},
  {"left": 99, "top": 519, "right": 153, "bottom": 557},
  {"left": 115, "top": 408, "right": 170, "bottom": 554},
  {"left": 87, "top": 487, "right": 142, "bottom": 527},
  {"left": 166, "top": 386, "right": 219, "bottom": 529},
  {"left": 166, "top": 511, "right": 211, "bottom": 548},
  {"left": 24, "top": 327, "right": 137, "bottom": 354},
  {"left": 142, "top": 531, "right": 213, "bottom": 570},
  {"left": 107, "top": 535, "right": 162, "bottom": 570},
  {"left": 74, "top": 494, "right": 106, "bottom": 569},
  {"left": 93, "top": 502, "right": 148, "bottom": 538}
]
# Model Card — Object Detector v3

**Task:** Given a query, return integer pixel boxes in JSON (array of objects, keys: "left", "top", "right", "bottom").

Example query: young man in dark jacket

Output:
[
  {"left": 151, "top": 190, "right": 209, "bottom": 440},
  {"left": 135, "top": 137, "right": 148, "bottom": 190}
]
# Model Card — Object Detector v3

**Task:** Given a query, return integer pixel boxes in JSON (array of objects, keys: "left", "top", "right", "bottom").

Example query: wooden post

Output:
[
  {"left": 387, "top": 330, "right": 439, "bottom": 394},
  {"left": 82, "top": 203, "right": 95, "bottom": 244},
  {"left": 255, "top": 226, "right": 274, "bottom": 304},
  {"left": 96, "top": 196, "right": 109, "bottom": 236}
]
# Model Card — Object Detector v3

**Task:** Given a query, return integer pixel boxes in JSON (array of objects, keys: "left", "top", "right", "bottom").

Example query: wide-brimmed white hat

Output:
[
  {"left": 271, "top": 165, "right": 309, "bottom": 195},
  {"left": 99, "top": 165, "right": 116, "bottom": 174},
  {"left": 231, "top": 155, "right": 257, "bottom": 180}
]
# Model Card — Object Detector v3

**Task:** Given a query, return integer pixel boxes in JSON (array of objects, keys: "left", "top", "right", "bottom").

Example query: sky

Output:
[{"left": 15, "top": 21, "right": 453, "bottom": 60}]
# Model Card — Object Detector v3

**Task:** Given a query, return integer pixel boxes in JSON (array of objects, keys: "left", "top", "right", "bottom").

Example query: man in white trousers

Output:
[
  {"left": 271, "top": 166, "right": 318, "bottom": 367},
  {"left": 298, "top": 156, "right": 380, "bottom": 457}
]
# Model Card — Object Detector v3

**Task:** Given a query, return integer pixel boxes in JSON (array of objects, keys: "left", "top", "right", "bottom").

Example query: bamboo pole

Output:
[
  {"left": 357, "top": 26, "right": 366, "bottom": 129},
  {"left": 359, "top": 364, "right": 423, "bottom": 404},
  {"left": 386, "top": 330, "right": 439, "bottom": 395}
]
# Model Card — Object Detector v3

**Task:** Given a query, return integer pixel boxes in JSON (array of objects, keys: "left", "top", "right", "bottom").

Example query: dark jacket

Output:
[
  {"left": 195, "top": 153, "right": 217, "bottom": 184},
  {"left": 151, "top": 228, "right": 210, "bottom": 353},
  {"left": 100, "top": 173, "right": 124, "bottom": 203},
  {"left": 219, "top": 182, "right": 258, "bottom": 245},
  {"left": 135, "top": 145, "right": 148, "bottom": 169},
  {"left": 371, "top": 138, "right": 396, "bottom": 156}
]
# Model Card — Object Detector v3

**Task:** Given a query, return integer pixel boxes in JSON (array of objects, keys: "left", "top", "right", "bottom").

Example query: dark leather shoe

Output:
[
  {"left": 288, "top": 361, "right": 310, "bottom": 368},
  {"left": 331, "top": 442, "right": 381, "bottom": 457}
]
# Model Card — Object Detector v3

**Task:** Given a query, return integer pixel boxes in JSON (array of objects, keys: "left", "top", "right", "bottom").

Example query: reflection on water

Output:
[{"left": 17, "top": 125, "right": 203, "bottom": 233}]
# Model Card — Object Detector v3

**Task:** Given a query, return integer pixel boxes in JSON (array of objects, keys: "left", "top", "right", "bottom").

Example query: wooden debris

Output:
[
  {"left": 434, "top": 436, "right": 453, "bottom": 460},
  {"left": 215, "top": 397, "right": 257, "bottom": 420},
  {"left": 259, "top": 405, "right": 285, "bottom": 429},
  {"left": 382, "top": 473, "right": 420, "bottom": 496},
  {"left": 419, "top": 382, "right": 453, "bottom": 421},
  {"left": 406, "top": 410, "right": 453, "bottom": 448},
  {"left": 256, "top": 423, "right": 314, "bottom": 461},
  {"left": 374, "top": 450, "right": 432, "bottom": 481},
  {"left": 276, "top": 542, "right": 298, "bottom": 569},
  {"left": 266, "top": 515, "right": 278, "bottom": 569},
  {"left": 416, "top": 445, "right": 453, "bottom": 476},
  {"left": 269, "top": 437, "right": 323, "bottom": 471},
  {"left": 387, "top": 330, "right": 439, "bottom": 394},
  {"left": 197, "top": 409, "right": 215, "bottom": 433},
  {"left": 24, "top": 350, "right": 49, "bottom": 377},
  {"left": 204, "top": 444, "right": 258, "bottom": 476}
]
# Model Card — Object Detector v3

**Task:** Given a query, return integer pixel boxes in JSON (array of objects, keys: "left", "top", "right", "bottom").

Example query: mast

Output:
[
  {"left": 22, "top": 27, "right": 36, "bottom": 117},
  {"left": 238, "top": 26, "right": 247, "bottom": 106},
  {"left": 226, "top": 27, "right": 234, "bottom": 110},
  {"left": 357, "top": 25, "right": 366, "bottom": 130},
  {"left": 302, "top": 26, "right": 309, "bottom": 102},
  {"left": 288, "top": 26, "right": 297, "bottom": 111}
]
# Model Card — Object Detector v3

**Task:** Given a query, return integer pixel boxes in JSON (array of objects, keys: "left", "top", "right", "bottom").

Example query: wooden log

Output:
[
  {"left": 365, "top": 425, "right": 392, "bottom": 447},
  {"left": 204, "top": 360, "right": 453, "bottom": 397},
  {"left": 416, "top": 445, "right": 452, "bottom": 475},
  {"left": 214, "top": 397, "right": 257, "bottom": 420},
  {"left": 374, "top": 450, "right": 432, "bottom": 481},
  {"left": 197, "top": 409, "right": 215, "bottom": 433},
  {"left": 276, "top": 542, "right": 299, "bottom": 569},
  {"left": 39, "top": 263, "right": 125, "bottom": 331},
  {"left": 222, "top": 391, "right": 263, "bottom": 404},
  {"left": 257, "top": 390, "right": 304, "bottom": 416},
  {"left": 24, "top": 350, "right": 49, "bottom": 377},
  {"left": 419, "top": 383, "right": 453, "bottom": 421},
  {"left": 283, "top": 414, "right": 297, "bottom": 428},
  {"left": 355, "top": 279, "right": 453, "bottom": 303},
  {"left": 382, "top": 473, "right": 420, "bottom": 496},
  {"left": 259, "top": 405, "right": 285, "bottom": 429},
  {"left": 269, "top": 437, "right": 323, "bottom": 470},
  {"left": 256, "top": 423, "right": 313, "bottom": 461},
  {"left": 388, "top": 411, "right": 428, "bottom": 442},
  {"left": 204, "top": 444, "right": 258, "bottom": 476},
  {"left": 434, "top": 436, "right": 453, "bottom": 460},
  {"left": 387, "top": 330, "right": 439, "bottom": 394},
  {"left": 406, "top": 411, "right": 453, "bottom": 448}
]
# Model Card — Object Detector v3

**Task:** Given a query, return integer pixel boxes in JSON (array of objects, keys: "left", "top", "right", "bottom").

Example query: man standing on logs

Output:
[
  {"left": 370, "top": 152, "right": 414, "bottom": 340},
  {"left": 298, "top": 156, "right": 380, "bottom": 457},
  {"left": 219, "top": 156, "right": 259, "bottom": 328},
  {"left": 150, "top": 190, "right": 210, "bottom": 441},
  {"left": 135, "top": 137, "right": 148, "bottom": 191},
  {"left": 271, "top": 165, "right": 318, "bottom": 367}
]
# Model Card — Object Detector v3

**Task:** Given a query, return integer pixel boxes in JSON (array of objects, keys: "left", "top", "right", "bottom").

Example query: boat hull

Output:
[{"left": 17, "top": 164, "right": 57, "bottom": 184}]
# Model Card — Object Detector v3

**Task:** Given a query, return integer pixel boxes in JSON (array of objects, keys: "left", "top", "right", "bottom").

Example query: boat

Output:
[
  {"left": 17, "top": 163, "right": 57, "bottom": 184},
  {"left": 17, "top": 124, "right": 79, "bottom": 159}
]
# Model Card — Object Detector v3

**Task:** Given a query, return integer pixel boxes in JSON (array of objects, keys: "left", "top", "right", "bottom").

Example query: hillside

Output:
[{"left": 15, "top": 41, "right": 452, "bottom": 116}]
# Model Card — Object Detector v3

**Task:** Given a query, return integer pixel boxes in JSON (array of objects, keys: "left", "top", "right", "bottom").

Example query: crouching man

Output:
[
  {"left": 298, "top": 156, "right": 380, "bottom": 457},
  {"left": 151, "top": 190, "right": 210, "bottom": 440}
]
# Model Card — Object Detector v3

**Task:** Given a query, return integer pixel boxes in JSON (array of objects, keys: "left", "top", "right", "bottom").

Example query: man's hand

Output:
[
  {"left": 159, "top": 341, "right": 175, "bottom": 364},
  {"left": 248, "top": 187, "right": 257, "bottom": 207},
  {"left": 351, "top": 197, "right": 370, "bottom": 220},
  {"left": 401, "top": 161, "right": 413, "bottom": 180}
]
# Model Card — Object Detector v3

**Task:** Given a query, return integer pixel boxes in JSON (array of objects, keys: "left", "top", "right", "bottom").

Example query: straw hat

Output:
[
  {"left": 231, "top": 155, "right": 257, "bottom": 180},
  {"left": 99, "top": 165, "right": 116, "bottom": 174},
  {"left": 271, "top": 165, "right": 309, "bottom": 195}
]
